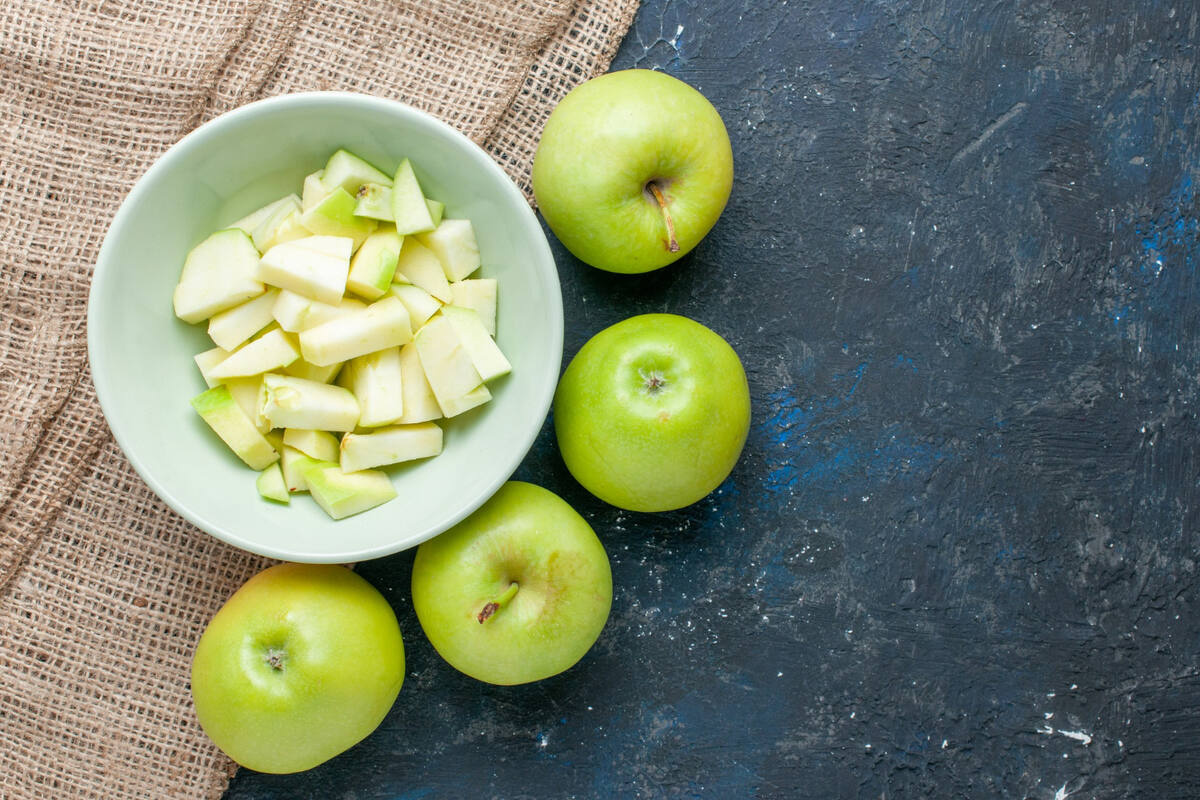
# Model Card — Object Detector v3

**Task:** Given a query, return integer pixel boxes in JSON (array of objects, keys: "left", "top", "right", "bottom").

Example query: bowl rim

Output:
[{"left": 86, "top": 90, "right": 563, "bottom": 563}]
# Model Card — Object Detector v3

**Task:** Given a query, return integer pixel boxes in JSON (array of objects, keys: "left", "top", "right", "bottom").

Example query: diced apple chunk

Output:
[
  {"left": 173, "top": 229, "right": 264, "bottom": 324},
  {"left": 340, "top": 423, "right": 442, "bottom": 473},
  {"left": 259, "top": 210, "right": 310, "bottom": 252},
  {"left": 397, "top": 343, "right": 442, "bottom": 424},
  {"left": 339, "top": 346, "right": 404, "bottom": 428},
  {"left": 256, "top": 463, "right": 290, "bottom": 504},
  {"left": 259, "top": 236, "right": 353, "bottom": 306},
  {"left": 280, "top": 445, "right": 316, "bottom": 493},
  {"left": 250, "top": 195, "right": 302, "bottom": 252},
  {"left": 208, "top": 328, "right": 299, "bottom": 380},
  {"left": 417, "top": 219, "right": 480, "bottom": 281},
  {"left": 413, "top": 315, "right": 489, "bottom": 417},
  {"left": 228, "top": 194, "right": 299, "bottom": 239},
  {"left": 354, "top": 183, "right": 393, "bottom": 221},
  {"left": 282, "top": 428, "right": 340, "bottom": 462},
  {"left": 302, "top": 461, "right": 397, "bottom": 520},
  {"left": 347, "top": 228, "right": 402, "bottom": 300},
  {"left": 226, "top": 376, "right": 268, "bottom": 433},
  {"left": 194, "top": 346, "right": 232, "bottom": 388},
  {"left": 299, "top": 295, "right": 412, "bottom": 367},
  {"left": 281, "top": 356, "right": 344, "bottom": 384},
  {"left": 393, "top": 237, "right": 452, "bottom": 302},
  {"left": 191, "top": 385, "right": 278, "bottom": 470},
  {"left": 390, "top": 159, "right": 435, "bottom": 235},
  {"left": 302, "top": 170, "right": 329, "bottom": 211},
  {"left": 207, "top": 288, "right": 280, "bottom": 351},
  {"left": 440, "top": 306, "right": 511, "bottom": 382},
  {"left": 299, "top": 187, "right": 376, "bottom": 250},
  {"left": 322, "top": 149, "right": 392, "bottom": 194},
  {"left": 389, "top": 284, "right": 442, "bottom": 329},
  {"left": 260, "top": 373, "right": 360, "bottom": 432},
  {"left": 425, "top": 198, "right": 445, "bottom": 227},
  {"left": 449, "top": 278, "right": 497, "bottom": 337},
  {"left": 272, "top": 290, "right": 364, "bottom": 333}
]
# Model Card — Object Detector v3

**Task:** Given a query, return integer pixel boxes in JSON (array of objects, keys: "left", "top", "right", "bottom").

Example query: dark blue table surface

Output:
[{"left": 227, "top": 2, "right": 1200, "bottom": 797}]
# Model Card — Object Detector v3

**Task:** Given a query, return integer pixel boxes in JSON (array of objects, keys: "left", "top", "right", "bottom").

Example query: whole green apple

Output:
[
  {"left": 554, "top": 314, "right": 750, "bottom": 512},
  {"left": 190, "top": 563, "right": 404, "bottom": 773},
  {"left": 532, "top": 69, "right": 733, "bottom": 274},
  {"left": 411, "top": 481, "right": 612, "bottom": 685}
]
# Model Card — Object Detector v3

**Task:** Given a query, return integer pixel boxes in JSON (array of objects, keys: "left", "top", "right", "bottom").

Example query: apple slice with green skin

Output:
[
  {"left": 259, "top": 210, "right": 310, "bottom": 252},
  {"left": 228, "top": 194, "right": 300, "bottom": 239},
  {"left": 388, "top": 284, "right": 442, "bottom": 329},
  {"left": 250, "top": 195, "right": 302, "bottom": 252},
  {"left": 449, "top": 278, "right": 497, "bottom": 337},
  {"left": 260, "top": 373, "right": 360, "bottom": 432},
  {"left": 282, "top": 428, "right": 340, "bottom": 462},
  {"left": 207, "top": 288, "right": 280, "bottom": 351},
  {"left": 347, "top": 228, "right": 403, "bottom": 300},
  {"left": 416, "top": 219, "right": 480, "bottom": 281},
  {"left": 190, "top": 564, "right": 404, "bottom": 773},
  {"left": 256, "top": 463, "right": 290, "bottom": 504},
  {"left": 299, "top": 295, "right": 412, "bottom": 367},
  {"left": 299, "top": 188, "right": 377, "bottom": 251},
  {"left": 259, "top": 236, "right": 353, "bottom": 306},
  {"left": 338, "top": 346, "right": 404, "bottom": 428},
  {"left": 226, "top": 376, "right": 269, "bottom": 433},
  {"left": 393, "top": 237, "right": 452, "bottom": 302},
  {"left": 191, "top": 385, "right": 279, "bottom": 470},
  {"left": 354, "top": 183, "right": 393, "bottom": 221},
  {"left": 411, "top": 481, "right": 612, "bottom": 685},
  {"left": 194, "top": 346, "right": 232, "bottom": 388},
  {"left": 173, "top": 229, "right": 264, "bottom": 324},
  {"left": 302, "top": 461, "right": 397, "bottom": 520},
  {"left": 272, "top": 290, "right": 364, "bottom": 333},
  {"left": 390, "top": 159, "right": 436, "bottom": 235},
  {"left": 301, "top": 170, "right": 329, "bottom": 211},
  {"left": 554, "top": 313, "right": 750, "bottom": 511},
  {"left": 531, "top": 69, "right": 734, "bottom": 274},
  {"left": 441, "top": 306, "right": 510, "bottom": 382},
  {"left": 397, "top": 343, "right": 442, "bottom": 424},
  {"left": 339, "top": 422, "right": 442, "bottom": 473},
  {"left": 208, "top": 328, "right": 299, "bottom": 380},
  {"left": 413, "top": 315, "right": 490, "bottom": 417},
  {"left": 322, "top": 149, "right": 392, "bottom": 195},
  {"left": 280, "top": 355, "right": 343, "bottom": 384},
  {"left": 280, "top": 445, "right": 317, "bottom": 493},
  {"left": 425, "top": 198, "right": 445, "bottom": 227}
]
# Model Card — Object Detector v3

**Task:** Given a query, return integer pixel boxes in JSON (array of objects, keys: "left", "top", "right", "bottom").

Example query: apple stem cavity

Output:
[
  {"left": 645, "top": 181, "right": 680, "bottom": 253},
  {"left": 638, "top": 368, "right": 667, "bottom": 394},
  {"left": 264, "top": 647, "right": 286, "bottom": 671},
  {"left": 477, "top": 582, "right": 520, "bottom": 623}
]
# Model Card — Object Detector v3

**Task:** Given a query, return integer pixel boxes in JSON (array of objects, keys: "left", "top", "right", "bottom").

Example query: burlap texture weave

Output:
[{"left": 0, "top": 0, "right": 637, "bottom": 796}]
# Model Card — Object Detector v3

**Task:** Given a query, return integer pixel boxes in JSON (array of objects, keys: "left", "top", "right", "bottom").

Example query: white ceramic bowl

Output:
[{"left": 87, "top": 92, "right": 562, "bottom": 562}]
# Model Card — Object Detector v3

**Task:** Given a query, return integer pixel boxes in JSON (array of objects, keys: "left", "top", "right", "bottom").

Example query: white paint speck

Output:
[{"left": 942, "top": 739, "right": 948, "bottom": 749}]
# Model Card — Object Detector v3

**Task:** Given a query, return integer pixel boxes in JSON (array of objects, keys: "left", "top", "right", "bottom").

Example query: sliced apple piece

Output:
[
  {"left": 390, "top": 159, "right": 435, "bottom": 235},
  {"left": 194, "top": 346, "right": 232, "bottom": 388},
  {"left": 347, "top": 228, "right": 402, "bottom": 300},
  {"left": 389, "top": 283, "right": 442, "bottom": 329},
  {"left": 322, "top": 149, "right": 392, "bottom": 195},
  {"left": 449, "top": 278, "right": 497, "bottom": 336},
  {"left": 393, "top": 237, "right": 452, "bottom": 302},
  {"left": 339, "top": 346, "right": 404, "bottom": 428},
  {"left": 226, "top": 376, "right": 268, "bottom": 433},
  {"left": 190, "top": 385, "right": 278, "bottom": 470},
  {"left": 339, "top": 423, "right": 442, "bottom": 473},
  {"left": 272, "top": 290, "right": 364, "bottom": 333},
  {"left": 208, "top": 328, "right": 299, "bottom": 380},
  {"left": 282, "top": 428, "right": 340, "bottom": 462},
  {"left": 260, "top": 373, "right": 360, "bottom": 432},
  {"left": 299, "top": 295, "right": 413, "bottom": 367},
  {"left": 354, "top": 183, "right": 393, "bottom": 221},
  {"left": 173, "top": 229, "right": 264, "bottom": 324},
  {"left": 228, "top": 194, "right": 299, "bottom": 239},
  {"left": 413, "top": 314, "right": 490, "bottom": 417},
  {"left": 207, "top": 288, "right": 280, "bottom": 351},
  {"left": 417, "top": 219, "right": 480, "bottom": 281},
  {"left": 397, "top": 342, "right": 442, "bottom": 424},
  {"left": 441, "top": 306, "right": 511, "bottom": 382},
  {"left": 302, "top": 461, "right": 397, "bottom": 520},
  {"left": 281, "top": 356, "right": 344, "bottom": 384},
  {"left": 280, "top": 445, "right": 317, "bottom": 493},
  {"left": 302, "top": 169, "right": 329, "bottom": 211},
  {"left": 425, "top": 198, "right": 445, "bottom": 227},
  {"left": 256, "top": 463, "right": 290, "bottom": 504},
  {"left": 299, "top": 188, "right": 376, "bottom": 251},
  {"left": 259, "top": 236, "right": 353, "bottom": 306},
  {"left": 259, "top": 210, "right": 309, "bottom": 252},
  {"left": 250, "top": 195, "right": 302, "bottom": 252}
]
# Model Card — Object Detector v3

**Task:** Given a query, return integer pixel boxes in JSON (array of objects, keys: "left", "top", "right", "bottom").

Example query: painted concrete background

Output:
[{"left": 228, "top": 1, "right": 1200, "bottom": 797}]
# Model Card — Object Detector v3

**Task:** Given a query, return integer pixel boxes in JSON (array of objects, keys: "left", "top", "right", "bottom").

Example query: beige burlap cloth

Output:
[{"left": 0, "top": 0, "right": 636, "bottom": 796}]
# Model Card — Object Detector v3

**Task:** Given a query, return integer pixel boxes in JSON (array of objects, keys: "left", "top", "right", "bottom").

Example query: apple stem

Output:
[
  {"left": 477, "top": 582, "right": 519, "bottom": 623},
  {"left": 646, "top": 181, "right": 680, "bottom": 253},
  {"left": 264, "top": 648, "right": 286, "bottom": 671}
]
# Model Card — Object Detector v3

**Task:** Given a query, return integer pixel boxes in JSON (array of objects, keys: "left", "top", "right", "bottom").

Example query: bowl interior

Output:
[{"left": 88, "top": 93, "right": 561, "bottom": 563}]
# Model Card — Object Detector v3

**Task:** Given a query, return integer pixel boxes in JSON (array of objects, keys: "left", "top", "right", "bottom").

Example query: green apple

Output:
[
  {"left": 411, "top": 481, "right": 611, "bottom": 685},
  {"left": 554, "top": 313, "right": 750, "bottom": 511},
  {"left": 190, "top": 563, "right": 404, "bottom": 773},
  {"left": 532, "top": 69, "right": 734, "bottom": 274}
]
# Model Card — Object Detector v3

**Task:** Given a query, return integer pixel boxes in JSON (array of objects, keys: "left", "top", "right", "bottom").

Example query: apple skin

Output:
[
  {"left": 190, "top": 563, "right": 404, "bottom": 774},
  {"left": 532, "top": 69, "right": 733, "bottom": 274},
  {"left": 554, "top": 314, "right": 750, "bottom": 512},
  {"left": 411, "top": 481, "right": 612, "bottom": 685}
]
